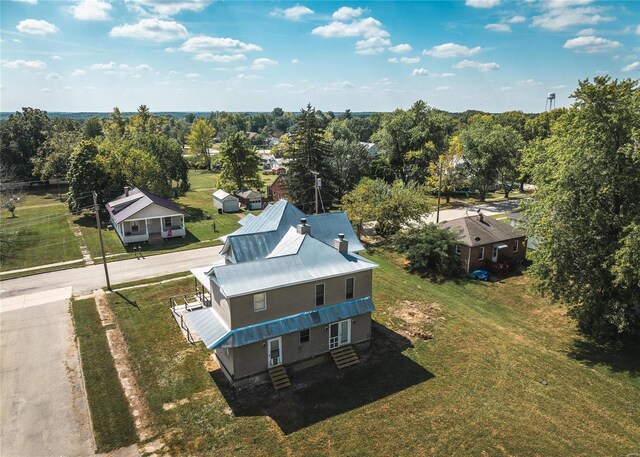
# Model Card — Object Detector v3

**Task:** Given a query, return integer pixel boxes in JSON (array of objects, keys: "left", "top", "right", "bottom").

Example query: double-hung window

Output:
[
  {"left": 346, "top": 277, "right": 354, "bottom": 300},
  {"left": 299, "top": 329, "right": 310, "bottom": 343},
  {"left": 253, "top": 292, "right": 266, "bottom": 312},
  {"left": 164, "top": 216, "right": 172, "bottom": 229},
  {"left": 478, "top": 247, "right": 485, "bottom": 261},
  {"left": 513, "top": 240, "right": 519, "bottom": 253},
  {"left": 315, "top": 284, "right": 325, "bottom": 307},
  {"left": 455, "top": 245, "right": 462, "bottom": 255}
]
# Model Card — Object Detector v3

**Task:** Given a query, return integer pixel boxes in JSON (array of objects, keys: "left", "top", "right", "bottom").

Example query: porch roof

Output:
[{"left": 185, "top": 296, "right": 375, "bottom": 350}]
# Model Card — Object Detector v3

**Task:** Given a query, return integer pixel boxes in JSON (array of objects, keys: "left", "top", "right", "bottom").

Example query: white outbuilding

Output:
[{"left": 213, "top": 189, "right": 240, "bottom": 213}]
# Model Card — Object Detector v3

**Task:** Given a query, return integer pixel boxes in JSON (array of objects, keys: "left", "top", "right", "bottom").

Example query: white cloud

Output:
[
  {"left": 423, "top": 43, "right": 482, "bottom": 58},
  {"left": 532, "top": 2, "right": 615, "bottom": 32},
  {"left": 411, "top": 68, "right": 455, "bottom": 77},
  {"left": 129, "top": 0, "right": 213, "bottom": 17},
  {"left": 454, "top": 60, "right": 500, "bottom": 71},
  {"left": 621, "top": 61, "right": 639, "bottom": 72},
  {"left": 355, "top": 36, "right": 391, "bottom": 54},
  {"left": 270, "top": 5, "right": 314, "bottom": 21},
  {"left": 485, "top": 23, "right": 511, "bottom": 32},
  {"left": 332, "top": 6, "right": 366, "bottom": 21},
  {"left": 51, "top": 55, "right": 62, "bottom": 60},
  {"left": 90, "top": 61, "right": 117, "bottom": 70},
  {"left": 46, "top": 72, "right": 62, "bottom": 79},
  {"left": 389, "top": 43, "right": 412, "bottom": 53},
  {"left": 563, "top": 36, "right": 622, "bottom": 53},
  {"left": 251, "top": 58, "right": 278, "bottom": 70},
  {"left": 275, "top": 83, "right": 294, "bottom": 89},
  {"left": 16, "top": 19, "right": 59, "bottom": 35},
  {"left": 436, "top": 86, "right": 451, "bottom": 91},
  {"left": 2, "top": 59, "right": 47, "bottom": 70},
  {"left": 505, "top": 15, "right": 526, "bottom": 24},
  {"left": 69, "top": 0, "right": 112, "bottom": 21},
  {"left": 500, "top": 86, "right": 513, "bottom": 91},
  {"left": 517, "top": 78, "right": 543, "bottom": 86},
  {"left": 465, "top": 0, "right": 500, "bottom": 8},
  {"left": 577, "top": 28, "right": 596, "bottom": 36},
  {"left": 637, "top": 25, "right": 640, "bottom": 35},
  {"left": 177, "top": 36, "right": 262, "bottom": 53},
  {"left": 624, "top": 54, "right": 638, "bottom": 61},
  {"left": 312, "top": 17, "right": 389, "bottom": 39},
  {"left": 236, "top": 74, "right": 260, "bottom": 80},
  {"left": 71, "top": 69, "right": 86, "bottom": 77},
  {"left": 291, "top": 58, "right": 299, "bottom": 64},
  {"left": 193, "top": 53, "right": 246, "bottom": 63},
  {"left": 136, "top": 64, "right": 154, "bottom": 72},
  {"left": 186, "top": 72, "right": 200, "bottom": 79},
  {"left": 41, "top": 87, "right": 52, "bottom": 93},
  {"left": 13, "top": 39, "right": 22, "bottom": 43},
  {"left": 14, "top": 0, "right": 38, "bottom": 4},
  {"left": 110, "top": 19, "right": 189, "bottom": 42},
  {"left": 324, "top": 80, "right": 355, "bottom": 91},
  {"left": 388, "top": 56, "right": 420, "bottom": 64}
]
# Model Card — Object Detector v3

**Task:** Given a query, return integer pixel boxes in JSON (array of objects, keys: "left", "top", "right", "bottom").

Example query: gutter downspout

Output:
[{"left": 467, "top": 244, "right": 472, "bottom": 273}]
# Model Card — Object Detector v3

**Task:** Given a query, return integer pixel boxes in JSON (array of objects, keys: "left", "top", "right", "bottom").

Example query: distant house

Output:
[
  {"left": 359, "top": 142, "right": 379, "bottom": 158},
  {"left": 212, "top": 190, "right": 240, "bottom": 213},
  {"left": 235, "top": 190, "right": 264, "bottom": 210},
  {"left": 268, "top": 174, "right": 289, "bottom": 202},
  {"left": 183, "top": 199, "right": 377, "bottom": 388},
  {"left": 106, "top": 187, "right": 187, "bottom": 246},
  {"left": 504, "top": 212, "right": 537, "bottom": 250},
  {"left": 440, "top": 213, "right": 527, "bottom": 275},
  {"left": 266, "top": 137, "right": 280, "bottom": 146}
]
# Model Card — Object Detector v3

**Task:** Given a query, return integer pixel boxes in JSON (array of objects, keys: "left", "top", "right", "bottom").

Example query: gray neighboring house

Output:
[
  {"left": 183, "top": 199, "right": 378, "bottom": 388},
  {"left": 235, "top": 190, "right": 264, "bottom": 210},
  {"left": 212, "top": 189, "right": 240, "bottom": 213},
  {"left": 106, "top": 187, "right": 187, "bottom": 246}
]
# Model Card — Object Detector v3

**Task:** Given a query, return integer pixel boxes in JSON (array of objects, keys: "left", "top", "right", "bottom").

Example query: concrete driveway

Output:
[
  {"left": 422, "top": 199, "right": 523, "bottom": 224},
  {"left": 0, "top": 295, "right": 94, "bottom": 457}
]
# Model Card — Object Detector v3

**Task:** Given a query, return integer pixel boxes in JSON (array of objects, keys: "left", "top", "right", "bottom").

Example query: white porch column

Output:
[{"left": 145, "top": 219, "right": 149, "bottom": 234}]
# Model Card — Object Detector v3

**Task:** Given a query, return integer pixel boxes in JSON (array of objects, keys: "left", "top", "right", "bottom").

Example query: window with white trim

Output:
[
  {"left": 164, "top": 216, "right": 172, "bottom": 228},
  {"left": 455, "top": 245, "right": 462, "bottom": 255},
  {"left": 478, "top": 247, "right": 485, "bottom": 261},
  {"left": 513, "top": 240, "right": 519, "bottom": 253},
  {"left": 315, "top": 283, "right": 325, "bottom": 307},
  {"left": 346, "top": 277, "right": 354, "bottom": 300},
  {"left": 253, "top": 292, "right": 266, "bottom": 312}
]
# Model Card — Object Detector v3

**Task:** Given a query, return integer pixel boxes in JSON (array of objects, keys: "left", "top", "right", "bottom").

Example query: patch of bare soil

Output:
[{"left": 391, "top": 300, "right": 443, "bottom": 341}]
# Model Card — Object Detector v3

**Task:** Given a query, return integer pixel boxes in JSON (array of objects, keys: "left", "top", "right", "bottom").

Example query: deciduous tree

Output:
[
  {"left": 218, "top": 132, "right": 261, "bottom": 192},
  {"left": 187, "top": 119, "right": 216, "bottom": 170}
]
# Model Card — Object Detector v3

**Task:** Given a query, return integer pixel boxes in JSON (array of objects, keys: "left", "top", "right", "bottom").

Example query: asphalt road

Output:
[
  {"left": 0, "top": 245, "right": 223, "bottom": 301},
  {"left": 0, "top": 298, "right": 94, "bottom": 457},
  {"left": 422, "top": 199, "right": 523, "bottom": 224}
]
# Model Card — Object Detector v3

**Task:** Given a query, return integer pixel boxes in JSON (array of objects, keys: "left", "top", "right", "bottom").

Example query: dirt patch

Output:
[{"left": 391, "top": 300, "right": 443, "bottom": 341}]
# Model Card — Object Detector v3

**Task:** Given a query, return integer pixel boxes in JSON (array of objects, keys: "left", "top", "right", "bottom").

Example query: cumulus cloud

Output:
[
  {"left": 621, "top": 61, "right": 639, "bottom": 72},
  {"left": 177, "top": 36, "right": 262, "bottom": 53},
  {"left": 516, "top": 78, "right": 542, "bottom": 86},
  {"left": 436, "top": 86, "right": 451, "bottom": 91},
  {"left": 185, "top": 72, "right": 200, "bottom": 79},
  {"left": 16, "top": 19, "right": 59, "bottom": 35},
  {"left": 411, "top": 68, "right": 455, "bottom": 77},
  {"left": 291, "top": 58, "right": 300, "bottom": 64},
  {"left": 129, "top": 0, "right": 213, "bottom": 17},
  {"left": 71, "top": 69, "right": 86, "bottom": 77},
  {"left": 251, "top": 58, "right": 278, "bottom": 70},
  {"left": 388, "top": 56, "right": 420, "bottom": 64},
  {"left": 465, "top": 0, "right": 500, "bottom": 8},
  {"left": 90, "top": 61, "right": 117, "bottom": 70},
  {"left": 332, "top": 6, "right": 366, "bottom": 21},
  {"left": 505, "top": 15, "right": 526, "bottom": 24},
  {"left": 14, "top": 0, "right": 38, "bottom": 4},
  {"left": 46, "top": 72, "right": 62, "bottom": 79},
  {"left": 3, "top": 59, "right": 47, "bottom": 70},
  {"left": 312, "top": 17, "right": 389, "bottom": 39},
  {"left": 453, "top": 60, "right": 500, "bottom": 71},
  {"left": 69, "top": 0, "right": 112, "bottom": 21},
  {"left": 532, "top": 1, "right": 615, "bottom": 31},
  {"left": 271, "top": 4, "right": 314, "bottom": 21},
  {"left": 563, "top": 35, "right": 622, "bottom": 53},
  {"left": 193, "top": 53, "right": 246, "bottom": 63},
  {"left": 423, "top": 43, "right": 482, "bottom": 58},
  {"left": 577, "top": 28, "right": 596, "bottom": 36},
  {"left": 389, "top": 43, "right": 412, "bottom": 53},
  {"left": 51, "top": 55, "right": 62, "bottom": 60},
  {"left": 110, "top": 19, "right": 189, "bottom": 42},
  {"left": 485, "top": 23, "right": 511, "bottom": 32}
]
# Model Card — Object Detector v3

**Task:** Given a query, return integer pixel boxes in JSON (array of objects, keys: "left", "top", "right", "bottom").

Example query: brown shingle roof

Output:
[{"left": 440, "top": 215, "right": 524, "bottom": 247}]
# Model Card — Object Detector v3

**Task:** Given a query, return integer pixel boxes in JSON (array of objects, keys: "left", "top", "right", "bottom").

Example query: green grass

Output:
[
  {"left": 71, "top": 298, "right": 137, "bottom": 453},
  {"left": 101, "top": 250, "right": 640, "bottom": 456},
  {"left": 70, "top": 213, "right": 127, "bottom": 257},
  {"left": 0, "top": 204, "right": 82, "bottom": 271},
  {"left": 111, "top": 271, "right": 191, "bottom": 289}
]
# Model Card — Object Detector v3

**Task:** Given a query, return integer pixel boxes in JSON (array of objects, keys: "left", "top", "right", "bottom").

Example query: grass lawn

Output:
[
  {"left": 93, "top": 250, "right": 640, "bottom": 456},
  {"left": 0, "top": 204, "right": 82, "bottom": 272},
  {"left": 71, "top": 298, "right": 137, "bottom": 452}
]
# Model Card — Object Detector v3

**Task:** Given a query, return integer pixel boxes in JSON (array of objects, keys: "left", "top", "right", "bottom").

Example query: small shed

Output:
[
  {"left": 213, "top": 189, "right": 240, "bottom": 213},
  {"left": 235, "top": 190, "right": 263, "bottom": 210}
]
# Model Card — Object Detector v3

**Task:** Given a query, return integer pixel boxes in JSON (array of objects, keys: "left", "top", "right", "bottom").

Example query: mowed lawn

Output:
[
  {"left": 0, "top": 203, "right": 82, "bottom": 271},
  {"left": 92, "top": 250, "right": 640, "bottom": 456}
]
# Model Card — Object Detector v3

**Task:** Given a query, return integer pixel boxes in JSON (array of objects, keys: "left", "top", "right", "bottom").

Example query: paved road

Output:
[
  {"left": 1, "top": 297, "right": 94, "bottom": 457},
  {"left": 422, "top": 199, "right": 523, "bottom": 224},
  {"left": 0, "top": 245, "right": 223, "bottom": 301}
]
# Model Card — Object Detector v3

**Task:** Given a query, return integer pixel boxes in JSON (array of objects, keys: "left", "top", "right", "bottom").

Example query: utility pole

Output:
[
  {"left": 436, "top": 159, "right": 443, "bottom": 223},
  {"left": 311, "top": 171, "right": 319, "bottom": 214},
  {"left": 93, "top": 191, "right": 111, "bottom": 290}
]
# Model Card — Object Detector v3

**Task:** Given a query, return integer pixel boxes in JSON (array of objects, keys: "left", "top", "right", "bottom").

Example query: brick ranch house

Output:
[{"left": 440, "top": 213, "right": 527, "bottom": 275}]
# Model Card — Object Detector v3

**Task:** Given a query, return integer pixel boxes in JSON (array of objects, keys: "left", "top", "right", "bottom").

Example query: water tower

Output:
[{"left": 545, "top": 92, "right": 556, "bottom": 111}]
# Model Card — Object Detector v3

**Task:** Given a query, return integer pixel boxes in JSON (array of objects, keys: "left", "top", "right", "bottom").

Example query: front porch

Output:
[
  {"left": 168, "top": 276, "right": 213, "bottom": 344},
  {"left": 113, "top": 214, "right": 186, "bottom": 246}
]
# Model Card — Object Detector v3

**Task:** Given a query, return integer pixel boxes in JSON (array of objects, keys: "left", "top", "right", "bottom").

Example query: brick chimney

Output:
[
  {"left": 124, "top": 186, "right": 130, "bottom": 197},
  {"left": 333, "top": 233, "right": 348, "bottom": 252},
  {"left": 297, "top": 217, "right": 311, "bottom": 235}
]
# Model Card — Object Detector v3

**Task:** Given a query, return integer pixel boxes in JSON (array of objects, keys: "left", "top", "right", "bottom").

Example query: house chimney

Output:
[
  {"left": 478, "top": 211, "right": 484, "bottom": 223},
  {"left": 297, "top": 217, "right": 311, "bottom": 235},
  {"left": 124, "top": 186, "right": 130, "bottom": 197},
  {"left": 333, "top": 233, "right": 348, "bottom": 253}
]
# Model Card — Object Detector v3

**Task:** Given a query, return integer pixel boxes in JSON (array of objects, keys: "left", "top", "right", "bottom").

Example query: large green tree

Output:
[
  {"left": 218, "top": 132, "right": 261, "bottom": 192},
  {"left": 285, "top": 104, "right": 334, "bottom": 212},
  {"left": 31, "top": 119, "right": 82, "bottom": 181},
  {"left": 524, "top": 76, "right": 640, "bottom": 342},
  {"left": 187, "top": 118, "right": 216, "bottom": 170},
  {"left": 0, "top": 108, "right": 50, "bottom": 179},
  {"left": 328, "top": 139, "right": 370, "bottom": 199}
]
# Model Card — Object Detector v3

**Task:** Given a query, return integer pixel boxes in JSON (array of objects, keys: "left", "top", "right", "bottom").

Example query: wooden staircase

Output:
[
  {"left": 330, "top": 345, "right": 359, "bottom": 370},
  {"left": 268, "top": 366, "right": 291, "bottom": 390}
]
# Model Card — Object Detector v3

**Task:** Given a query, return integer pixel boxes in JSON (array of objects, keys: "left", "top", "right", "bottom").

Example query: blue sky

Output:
[{"left": 1, "top": 0, "right": 638, "bottom": 113}]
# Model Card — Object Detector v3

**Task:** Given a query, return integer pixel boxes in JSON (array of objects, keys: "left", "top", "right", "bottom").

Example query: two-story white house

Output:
[{"left": 185, "top": 199, "right": 378, "bottom": 389}]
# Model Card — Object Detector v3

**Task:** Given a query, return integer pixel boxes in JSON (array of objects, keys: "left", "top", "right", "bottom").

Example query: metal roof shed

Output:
[{"left": 212, "top": 189, "right": 240, "bottom": 213}]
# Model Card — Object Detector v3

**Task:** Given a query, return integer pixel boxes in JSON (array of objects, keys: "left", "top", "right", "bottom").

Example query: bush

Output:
[{"left": 393, "top": 223, "right": 463, "bottom": 277}]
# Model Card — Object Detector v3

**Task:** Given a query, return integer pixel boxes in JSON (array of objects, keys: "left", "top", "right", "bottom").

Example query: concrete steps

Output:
[
  {"left": 148, "top": 233, "right": 163, "bottom": 245},
  {"left": 330, "top": 345, "right": 359, "bottom": 370},
  {"left": 268, "top": 365, "right": 291, "bottom": 390}
]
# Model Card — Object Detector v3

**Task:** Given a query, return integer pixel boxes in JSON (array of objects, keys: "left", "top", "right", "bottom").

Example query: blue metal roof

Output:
[{"left": 187, "top": 296, "right": 375, "bottom": 350}]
